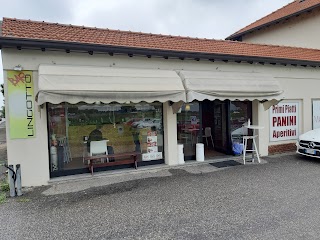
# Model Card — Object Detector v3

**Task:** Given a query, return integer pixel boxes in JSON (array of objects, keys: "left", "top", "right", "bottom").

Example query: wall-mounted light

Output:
[{"left": 13, "top": 65, "right": 23, "bottom": 71}]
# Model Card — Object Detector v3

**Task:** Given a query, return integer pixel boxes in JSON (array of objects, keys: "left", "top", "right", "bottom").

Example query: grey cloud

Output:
[
  {"left": 0, "top": 0, "right": 292, "bottom": 39},
  {"left": 0, "top": 0, "right": 74, "bottom": 22},
  {"left": 73, "top": 0, "right": 292, "bottom": 39}
]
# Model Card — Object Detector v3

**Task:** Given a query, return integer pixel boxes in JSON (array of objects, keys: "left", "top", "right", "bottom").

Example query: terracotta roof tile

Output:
[
  {"left": 227, "top": 0, "right": 320, "bottom": 40},
  {"left": 2, "top": 17, "right": 320, "bottom": 63}
]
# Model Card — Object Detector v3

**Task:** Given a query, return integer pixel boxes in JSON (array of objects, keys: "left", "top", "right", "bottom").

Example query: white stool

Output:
[
  {"left": 242, "top": 135, "right": 260, "bottom": 164},
  {"left": 180, "top": 133, "right": 190, "bottom": 144}
]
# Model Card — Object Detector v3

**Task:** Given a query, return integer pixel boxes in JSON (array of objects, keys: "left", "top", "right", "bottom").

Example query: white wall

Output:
[
  {"left": 242, "top": 10, "right": 320, "bottom": 49},
  {"left": 3, "top": 48, "right": 320, "bottom": 185},
  {"left": 163, "top": 102, "right": 178, "bottom": 166},
  {"left": 3, "top": 69, "right": 50, "bottom": 187}
]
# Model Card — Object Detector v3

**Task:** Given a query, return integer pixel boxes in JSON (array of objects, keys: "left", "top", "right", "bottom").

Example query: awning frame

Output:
[
  {"left": 178, "top": 70, "right": 284, "bottom": 103},
  {"left": 36, "top": 64, "right": 186, "bottom": 105}
]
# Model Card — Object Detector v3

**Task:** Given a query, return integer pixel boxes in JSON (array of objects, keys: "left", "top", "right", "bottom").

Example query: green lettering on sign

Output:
[{"left": 7, "top": 71, "right": 36, "bottom": 139}]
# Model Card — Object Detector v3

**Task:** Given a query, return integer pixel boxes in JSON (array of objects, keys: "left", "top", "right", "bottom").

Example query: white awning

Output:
[
  {"left": 178, "top": 70, "right": 284, "bottom": 102},
  {"left": 36, "top": 65, "right": 186, "bottom": 105}
]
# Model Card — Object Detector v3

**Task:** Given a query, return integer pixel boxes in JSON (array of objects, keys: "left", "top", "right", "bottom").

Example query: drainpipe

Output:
[
  {"left": 7, "top": 164, "right": 16, "bottom": 197},
  {"left": 5, "top": 164, "right": 23, "bottom": 197},
  {"left": 16, "top": 164, "right": 22, "bottom": 196}
]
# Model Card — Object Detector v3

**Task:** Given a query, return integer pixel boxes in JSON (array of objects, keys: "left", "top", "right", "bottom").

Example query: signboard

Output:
[
  {"left": 312, "top": 100, "right": 320, "bottom": 129},
  {"left": 7, "top": 71, "right": 36, "bottom": 139},
  {"left": 142, "top": 131, "right": 162, "bottom": 161},
  {"left": 270, "top": 102, "right": 299, "bottom": 142}
]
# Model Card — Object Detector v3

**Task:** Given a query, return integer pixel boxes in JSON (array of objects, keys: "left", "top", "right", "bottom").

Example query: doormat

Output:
[{"left": 210, "top": 160, "right": 242, "bottom": 168}]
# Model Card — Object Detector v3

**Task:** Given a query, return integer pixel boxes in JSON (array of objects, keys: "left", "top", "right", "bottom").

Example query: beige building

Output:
[
  {"left": 2, "top": 17, "right": 320, "bottom": 186},
  {"left": 227, "top": 0, "right": 320, "bottom": 49}
]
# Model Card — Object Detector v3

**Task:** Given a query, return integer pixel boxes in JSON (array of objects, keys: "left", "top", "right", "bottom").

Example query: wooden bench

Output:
[{"left": 84, "top": 152, "right": 141, "bottom": 175}]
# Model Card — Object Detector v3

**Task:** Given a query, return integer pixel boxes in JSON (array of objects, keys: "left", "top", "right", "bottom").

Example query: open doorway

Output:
[
  {"left": 201, "top": 100, "right": 252, "bottom": 159},
  {"left": 177, "top": 100, "right": 252, "bottom": 161},
  {"left": 177, "top": 102, "right": 201, "bottom": 160}
]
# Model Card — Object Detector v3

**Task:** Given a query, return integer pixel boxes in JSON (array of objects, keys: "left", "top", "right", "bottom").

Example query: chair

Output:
[
  {"left": 203, "top": 127, "right": 214, "bottom": 147},
  {"left": 90, "top": 140, "right": 108, "bottom": 163},
  {"left": 179, "top": 133, "right": 192, "bottom": 144}
]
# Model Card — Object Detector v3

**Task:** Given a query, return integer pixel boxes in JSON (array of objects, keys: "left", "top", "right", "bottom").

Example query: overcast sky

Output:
[{"left": 0, "top": 0, "right": 293, "bottom": 107}]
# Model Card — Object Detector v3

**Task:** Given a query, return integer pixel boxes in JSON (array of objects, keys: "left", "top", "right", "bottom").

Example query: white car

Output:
[
  {"left": 137, "top": 119, "right": 162, "bottom": 129},
  {"left": 296, "top": 128, "right": 320, "bottom": 158},
  {"left": 131, "top": 118, "right": 152, "bottom": 127}
]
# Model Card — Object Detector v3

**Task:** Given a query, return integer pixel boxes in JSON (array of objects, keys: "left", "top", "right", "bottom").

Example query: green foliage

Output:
[
  {"left": 0, "top": 83, "right": 4, "bottom": 118},
  {"left": 0, "top": 181, "right": 9, "bottom": 192},
  {"left": 16, "top": 197, "right": 30, "bottom": 203},
  {"left": 0, "top": 192, "right": 6, "bottom": 204}
]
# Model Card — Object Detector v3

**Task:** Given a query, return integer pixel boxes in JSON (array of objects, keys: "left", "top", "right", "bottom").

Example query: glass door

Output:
[
  {"left": 213, "top": 100, "right": 230, "bottom": 153},
  {"left": 177, "top": 102, "right": 201, "bottom": 160},
  {"left": 230, "top": 101, "right": 252, "bottom": 154}
]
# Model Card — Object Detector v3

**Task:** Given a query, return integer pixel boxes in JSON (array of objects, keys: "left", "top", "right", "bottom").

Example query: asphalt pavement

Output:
[{"left": 1, "top": 153, "right": 320, "bottom": 239}]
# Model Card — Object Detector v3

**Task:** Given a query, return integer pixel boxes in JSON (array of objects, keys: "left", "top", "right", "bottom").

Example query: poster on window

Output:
[
  {"left": 190, "top": 116, "right": 197, "bottom": 125},
  {"left": 142, "top": 130, "right": 162, "bottom": 161},
  {"left": 7, "top": 71, "right": 36, "bottom": 139},
  {"left": 147, "top": 136, "right": 157, "bottom": 146},
  {"left": 269, "top": 102, "right": 299, "bottom": 142},
  {"left": 312, "top": 100, "right": 320, "bottom": 129}
]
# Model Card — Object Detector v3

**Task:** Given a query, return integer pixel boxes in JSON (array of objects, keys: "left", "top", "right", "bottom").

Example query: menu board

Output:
[
  {"left": 269, "top": 102, "right": 299, "bottom": 142},
  {"left": 142, "top": 131, "right": 163, "bottom": 161}
]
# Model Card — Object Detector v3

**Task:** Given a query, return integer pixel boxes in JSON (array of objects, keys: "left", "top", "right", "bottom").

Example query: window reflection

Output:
[
  {"left": 177, "top": 102, "right": 201, "bottom": 159},
  {"left": 230, "top": 101, "right": 252, "bottom": 154},
  {"left": 48, "top": 102, "right": 163, "bottom": 174}
]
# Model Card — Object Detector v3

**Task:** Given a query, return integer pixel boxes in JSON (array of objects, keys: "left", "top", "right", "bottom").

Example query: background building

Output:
[{"left": 227, "top": 0, "right": 320, "bottom": 49}]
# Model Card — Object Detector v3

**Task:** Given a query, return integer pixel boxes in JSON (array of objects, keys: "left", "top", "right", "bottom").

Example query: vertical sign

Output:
[
  {"left": 270, "top": 102, "right": 299, "bottom": 142},
  {"left": 7, "top": 71, "right": 36, "bottom": 139},
  {"left": 312, "top": 100, "right": 320, "bottom": 129}
]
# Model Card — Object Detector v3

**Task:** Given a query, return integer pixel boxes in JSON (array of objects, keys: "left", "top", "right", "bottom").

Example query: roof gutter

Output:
[
  {"left": 0, "top": 37, "right": 320, "bottom": 67},
  {"left": 226, "top": 3, "right": 320, "bottom": 40}
]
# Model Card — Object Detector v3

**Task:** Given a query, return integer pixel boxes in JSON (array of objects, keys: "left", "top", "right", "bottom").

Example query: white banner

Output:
[
  {"left": 312, "top": 100, "right": 320, "bottom": 129},
  {"left": 270, "top": 102, "right": 299, "bottom": 142}
]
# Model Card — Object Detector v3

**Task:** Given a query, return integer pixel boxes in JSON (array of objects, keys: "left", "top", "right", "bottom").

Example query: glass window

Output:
[
  {"left": 177, "top": 102, "right": 201, "bottom": 160},
  {"left": 230, "top": 101, "right": 252, "bottom": 143},
  {"left": 47, "top": 102, "right": 163, "bottom": 175}
]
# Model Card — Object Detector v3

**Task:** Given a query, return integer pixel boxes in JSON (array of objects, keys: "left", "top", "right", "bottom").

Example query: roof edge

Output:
[
  {"left": 226, "top": 3, "right": 320, "bottom": 40},
  {"left": 1, "top": 37, "right": 320, "bottom": 67},
  {"left": 2, "top": 17, "right": 223, "bottom": 42}
]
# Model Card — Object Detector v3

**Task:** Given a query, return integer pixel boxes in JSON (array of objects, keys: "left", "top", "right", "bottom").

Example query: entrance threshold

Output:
[
  {"left": 44, "top": 156, "right": 267, "bottom": 195},
  {"left": 48, "top": 156, "right": 266, "bottom": 184}
]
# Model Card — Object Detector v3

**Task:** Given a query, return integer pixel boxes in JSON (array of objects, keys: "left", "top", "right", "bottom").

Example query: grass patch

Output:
[
  {"left": 0, "top": 180, "right": 9, "bottom": 204},
  {"left": 0, "top": 192, "right": 6, "bottom": 204},
  {"left": 16, "top": 197, "right": 30, "bottom": 203},
  {"left": 0, "top": 182, "right": 9, "bottom": 192}
]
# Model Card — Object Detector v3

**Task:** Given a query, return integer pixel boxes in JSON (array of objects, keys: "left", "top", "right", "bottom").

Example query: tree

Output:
[{"left": 0, "top": 84, "right": 4, "bottom": 118}]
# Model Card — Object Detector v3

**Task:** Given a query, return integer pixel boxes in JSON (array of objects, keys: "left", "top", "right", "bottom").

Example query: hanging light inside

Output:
[{"left": 185, "top": 104, "right": 191, "bottom": 111}]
